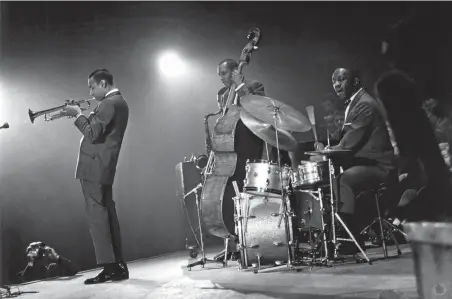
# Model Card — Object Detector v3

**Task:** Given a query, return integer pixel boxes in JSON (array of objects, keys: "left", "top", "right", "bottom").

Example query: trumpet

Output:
[{"left": 28, "top": 99, "right": 95, "bottom": 123}]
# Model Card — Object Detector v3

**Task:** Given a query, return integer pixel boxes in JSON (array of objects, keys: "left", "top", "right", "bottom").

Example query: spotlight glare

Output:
[{"left": 158, "top": 52, "right": 186, "bottom": 77}]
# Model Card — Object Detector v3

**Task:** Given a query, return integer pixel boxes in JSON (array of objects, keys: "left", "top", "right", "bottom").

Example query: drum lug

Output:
[
  {"left": 273, "top": 241, "right": 284, "bottom": 246},
  {"left": 266, "top": 179, "right": 270, "bottom": 186},
  {"left": 271, "top": 213, "right": 280, "bottom": 217},
  {"left": 237, "top": 244, "right": 245, "bottom": 250},
  {"left": 246, "top": 215, "right": 256, "bottom": 219},
  {"left": 248, "top": 244, "right": 259, "bottom": 249},
  {"left": 243, "top": 178, "right": 248, "bottom": 185},
  {"left": 268, "top": 167, "right": 271, "bottom": 174}
]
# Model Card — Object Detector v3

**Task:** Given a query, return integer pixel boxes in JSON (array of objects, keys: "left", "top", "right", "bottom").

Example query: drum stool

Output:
[{"left": 359, "top": 182, "right": 404, "bottom": 259}]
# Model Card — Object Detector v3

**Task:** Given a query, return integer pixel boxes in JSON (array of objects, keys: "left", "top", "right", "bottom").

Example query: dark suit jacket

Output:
[
  {"left": 74, "top": 91, "right": 129, "bottom": 185},
  {"left": 335, "top": 89, "right": 394, "bottom": 170}
]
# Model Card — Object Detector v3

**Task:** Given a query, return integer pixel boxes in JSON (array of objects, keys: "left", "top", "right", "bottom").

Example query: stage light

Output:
[{"left": 158, "top": 51, "right": 186, "bottom": 77}]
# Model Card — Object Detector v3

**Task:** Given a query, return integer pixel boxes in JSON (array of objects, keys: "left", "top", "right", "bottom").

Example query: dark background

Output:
[{"left": 0, "top": 1, "right": 445, "bottom": 284}]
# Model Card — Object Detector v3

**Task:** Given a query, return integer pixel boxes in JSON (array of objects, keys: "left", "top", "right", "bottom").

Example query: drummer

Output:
[{"left": 315, "top": 68, "right": 396, "bottom": 255}]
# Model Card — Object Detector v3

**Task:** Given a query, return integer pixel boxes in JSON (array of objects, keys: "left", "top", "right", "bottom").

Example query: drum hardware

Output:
[
  {"left": 304, "top": 149, "right": 372, "bottom": 265},
  {"left": 185, "top": 183, "right": 225, "bottom": 271},
  {"left": 240, "top": 96, "right": 312, "bottom": 272},
  {"left": 297, "top": 187, "right": 330, "bottom": 263}
]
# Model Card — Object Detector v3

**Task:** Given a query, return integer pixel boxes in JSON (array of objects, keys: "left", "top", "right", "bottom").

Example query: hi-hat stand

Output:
[
  {"left": 185, "top": 184, "right": 225, "bottom": 270},
  {"left": 325, "top": 156, "right": 372, "bottom": 265}
]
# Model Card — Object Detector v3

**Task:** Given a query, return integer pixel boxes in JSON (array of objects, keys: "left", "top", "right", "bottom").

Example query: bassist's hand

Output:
[{"left": 232, "top": 69, "right": 245, "bottom": 87}]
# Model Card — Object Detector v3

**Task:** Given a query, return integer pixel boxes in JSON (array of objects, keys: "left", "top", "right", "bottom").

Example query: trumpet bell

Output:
[{"left": 28, "top": 109, "right": 37, "bottom": 123}]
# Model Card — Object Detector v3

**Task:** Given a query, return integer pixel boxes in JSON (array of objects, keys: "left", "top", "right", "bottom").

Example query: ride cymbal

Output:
[
  {"left": 241, "top": 95, "right": 311, "bottom": 133},
  {"left": 241, "top": 109, "right": 298, "bottom": 152}
]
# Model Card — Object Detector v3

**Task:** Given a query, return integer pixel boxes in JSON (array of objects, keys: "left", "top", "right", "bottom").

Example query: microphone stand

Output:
[{"left": 185, "top": 183, "right": 222, "bottom": 270}]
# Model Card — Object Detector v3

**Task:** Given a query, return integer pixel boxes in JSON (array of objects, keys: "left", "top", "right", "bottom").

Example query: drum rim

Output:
[
  {"left": 248, "top": 159, "right": 292, "bottom": 167},
  {"left": 248, "top": 159, "right": 278, "bottom": 165},
  {"left": 244, "top": 186, "right": 282, "bottom": 196},
  {"left": 298, "top": 160, "right": 329, "bottom": 167}
]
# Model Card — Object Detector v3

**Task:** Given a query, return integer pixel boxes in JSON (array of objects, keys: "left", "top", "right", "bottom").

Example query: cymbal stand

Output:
[
  {"left": 272, "top": 106, "right": 294, "bottom": 269},
  {"left": 186, "top": 184, "right": 223, "bottom": 270},
  {"left": 327, "top": 158, "right": 371, "bottom": 264}
]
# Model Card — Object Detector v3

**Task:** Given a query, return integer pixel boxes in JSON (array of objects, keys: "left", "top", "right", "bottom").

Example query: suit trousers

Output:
[
  {"left": 334, "top": 165, "right": 390, "bottom": 216},
  {"left": 80, "top": 180, "right": 123, "bottom": 265}
]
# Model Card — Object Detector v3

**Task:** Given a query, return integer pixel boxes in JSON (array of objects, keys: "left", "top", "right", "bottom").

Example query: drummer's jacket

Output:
[{"left": 335, "top": 89, "right": 395, "bottom": 171}]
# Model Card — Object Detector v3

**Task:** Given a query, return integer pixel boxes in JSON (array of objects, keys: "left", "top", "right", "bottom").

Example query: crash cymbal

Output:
[
  {"left": 241, "top": 95, "right": 311, "bottom": 133},
  {"left": 241, "top": 109, "right": 298, "bottom": 152}
]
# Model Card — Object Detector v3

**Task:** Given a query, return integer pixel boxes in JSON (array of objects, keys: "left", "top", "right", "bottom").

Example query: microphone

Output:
[{"left": 0, "top": 122, "right": 9, "bottom": 129}]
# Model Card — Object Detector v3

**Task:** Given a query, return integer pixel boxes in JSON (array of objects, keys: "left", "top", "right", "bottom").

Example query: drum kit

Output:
[{"left": 232, "top": 95, "right": 371, "bottom": 272}]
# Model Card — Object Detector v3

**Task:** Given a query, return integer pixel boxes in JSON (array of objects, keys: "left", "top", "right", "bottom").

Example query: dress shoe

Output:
[
  {"left": 84, "top": 268, "right": 128, "bottom": 284},
  {"left": 116, "top": 262, "right": 129, "bottom": 279}
]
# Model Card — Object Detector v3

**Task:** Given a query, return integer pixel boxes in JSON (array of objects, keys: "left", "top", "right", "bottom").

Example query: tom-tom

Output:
[
  {"left": 243, "top": 160, "right": 291, "bottom": 198},
  {"left": 291, "top": 160, "right": 332, "bottom": 189}
]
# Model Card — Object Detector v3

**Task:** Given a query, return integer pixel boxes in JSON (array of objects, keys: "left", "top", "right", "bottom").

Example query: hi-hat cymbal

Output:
[
  {"left": 241, "top": 109, "right": 298, "bottom": 152},
  {"left": 241, "top": 95, "right": 312, "bottom": 133}
]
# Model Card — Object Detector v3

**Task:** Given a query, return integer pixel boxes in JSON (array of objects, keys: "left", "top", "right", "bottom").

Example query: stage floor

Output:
[{"left": 11, "top": 244, "right": 419, "bottom": 299}]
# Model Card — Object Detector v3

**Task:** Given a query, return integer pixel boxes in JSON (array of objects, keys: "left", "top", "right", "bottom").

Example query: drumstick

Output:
[{"left": 306, "top": 106, "right": 318, "bottom": 145}]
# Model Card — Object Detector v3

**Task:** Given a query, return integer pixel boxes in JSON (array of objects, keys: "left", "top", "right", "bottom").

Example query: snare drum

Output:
[
  {"left": 243, "top": 160, "right": 291, "bottom": 198},
  {"left": 291, "top": 161, "right": 332, "bottom": 189}
]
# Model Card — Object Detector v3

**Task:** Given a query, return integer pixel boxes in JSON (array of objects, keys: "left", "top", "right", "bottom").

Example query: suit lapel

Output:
[
  {"left": 92, "top": 91, "right": 122, "bottom": 115},
  {"left": 344, "top": 89, "right": 366, "bottom": 124},
  {"left": 341, "top": 89, "right": 366, "bottom": 136}
]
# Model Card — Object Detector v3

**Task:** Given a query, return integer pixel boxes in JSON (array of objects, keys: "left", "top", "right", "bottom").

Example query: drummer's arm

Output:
[{"left": 333, "top": 102, "right": 374, "bottom": 152}]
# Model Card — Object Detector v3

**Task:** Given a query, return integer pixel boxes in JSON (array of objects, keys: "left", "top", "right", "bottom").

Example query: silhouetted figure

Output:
[{"left": 375, "top": 8, "right": 452, "bottom": 221}]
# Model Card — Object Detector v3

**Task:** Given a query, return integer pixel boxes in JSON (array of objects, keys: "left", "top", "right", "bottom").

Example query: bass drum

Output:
[{"left": 239, "top": 196, "right": 294, "bottom": 267}]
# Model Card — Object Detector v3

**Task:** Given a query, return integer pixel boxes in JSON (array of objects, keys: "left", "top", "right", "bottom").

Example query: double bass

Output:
[{"left": 201, "top": 28, "right": 263, "bottom": 238}]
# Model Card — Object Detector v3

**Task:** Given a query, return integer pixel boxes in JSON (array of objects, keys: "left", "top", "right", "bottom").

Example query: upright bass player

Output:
[
  {"left": 201, "top": 28, "right": 267, "bottom": 262},
  {"left": 212, "top": 58, "right": 267, "bottom": 260}
]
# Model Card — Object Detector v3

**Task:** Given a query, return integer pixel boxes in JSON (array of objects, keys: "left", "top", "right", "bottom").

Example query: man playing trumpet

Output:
[{"left": 61, "top": 69, "right": 129, "bottom": 284}]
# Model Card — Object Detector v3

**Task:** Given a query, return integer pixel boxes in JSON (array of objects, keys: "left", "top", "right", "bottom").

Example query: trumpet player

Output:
[{"left": 61, "top": 69, "right": 129, "bottom": 284}]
